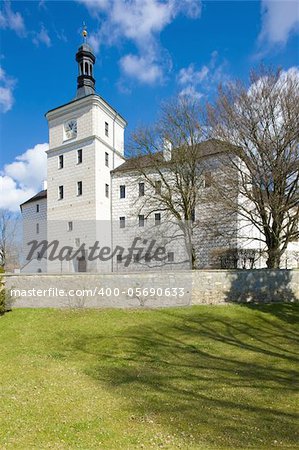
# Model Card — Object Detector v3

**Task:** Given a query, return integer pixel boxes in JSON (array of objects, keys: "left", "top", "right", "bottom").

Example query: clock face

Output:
[{"left": 64, "top": 119, "right": 77, "bottom": 140}]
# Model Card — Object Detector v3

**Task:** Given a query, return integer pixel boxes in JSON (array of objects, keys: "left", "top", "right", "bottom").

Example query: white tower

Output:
[{"left": 45, "top": 28, "right": 126, "bottom": 272}]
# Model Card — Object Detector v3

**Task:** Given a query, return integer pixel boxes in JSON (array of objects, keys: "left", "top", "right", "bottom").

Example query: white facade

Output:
[
  {"left": 111, "top": 170, "right": 191, "bottom": 272},
  {"left": 44, "top": 94, "right": 126, "bottom": 273},
  {"left": 21, "top": 195, "right": 47, "bottom": 273}
]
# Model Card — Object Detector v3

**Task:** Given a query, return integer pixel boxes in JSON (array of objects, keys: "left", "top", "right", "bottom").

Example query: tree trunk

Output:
[
  {"left": 191, "top": 246, "right": 197, "bottom": 270},
  {"left": 266, "top": 247, "right": 281, "bottom": 269},
  {"left": 183, "top": 226, "right": 197, "bottom": 269}
]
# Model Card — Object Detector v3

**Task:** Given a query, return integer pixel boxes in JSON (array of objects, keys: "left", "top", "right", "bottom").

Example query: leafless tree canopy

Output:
[
  {"left": 129, "top": 98, "right": 209, "bottom": 268},
  {"left": 207, "top": 67, "right": 299, "bottom": 268},
  {"left": 0, "top": 210, "right": 21, "bottom": 270},
  {"left": 128, "top": 67, "right": 298, "bottom": 269}
]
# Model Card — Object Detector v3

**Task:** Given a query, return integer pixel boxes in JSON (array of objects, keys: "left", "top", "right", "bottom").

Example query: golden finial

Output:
[{"left": 82, "top": 22, "right": 88, "bottom": 43}]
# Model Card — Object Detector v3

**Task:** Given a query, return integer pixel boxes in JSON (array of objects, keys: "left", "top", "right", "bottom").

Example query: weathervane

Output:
[{"left": 82, "top": 22, "right": 88, "bottom": 43}]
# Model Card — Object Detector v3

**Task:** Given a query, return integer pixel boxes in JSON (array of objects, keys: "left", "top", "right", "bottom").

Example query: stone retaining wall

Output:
[{"left": 4, "top": 269, "right": 298, "bottom": 309}]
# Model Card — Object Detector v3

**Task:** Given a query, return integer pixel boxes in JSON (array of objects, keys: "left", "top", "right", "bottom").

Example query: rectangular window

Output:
[
  {"left": 36, "top": 223, "right": 39, "bottom": 234},
  {"left": 168, "top": 251, "right": 174, "bottom": 262},
  {"left": 68, "top": 221, "right": 73, "bottom": 231},
  {"left": 155, "top": 180, "right": 162, "bottom": 195},
  {"left": 105, "top": 183, "right": 109, "bottom": 198},
  {"left": 58, "top": 154, "right": 64, "bottom": 169},
  {"left": 119, "top": 216, "right": 125, "bottom": 228},
  {"left": 77, "top": 149, "right": 82, "bottom": 164},
  {"left": 204, "top": 171, "right": 212, "bottom": 188},
  {"left": 36, "top": 204, "right": 39, "bottom": 213},
  {"left": 120, "top": 185, "right": 126, "bottom": 199},
  {"left": 105, "top": 152, "right": 109, "bottom": 167},
  {"left": 139, "top": 215, "right": 145, "bottom": 227},
  {"left": 116, "top": 254, "right": 122, "bottom": 263},
  {"left": 139, "top": 182, "right": 145, "bottom": 197},
  {"left": 58, "top": 185, "right": 64, "bottom": 200},
  {"left": 77, "top": 181, "right": 82, "bottom": 196},
  {"left": 155, "top": 213, "right": 161, "bottom": 226},
  {"left": 105, "top": 121, "right": 109, "bottom": 137}
]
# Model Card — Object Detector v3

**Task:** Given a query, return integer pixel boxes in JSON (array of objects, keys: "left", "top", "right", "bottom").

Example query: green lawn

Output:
[{"left": 0, "top": 304, "right": 298, "bottom": 449}]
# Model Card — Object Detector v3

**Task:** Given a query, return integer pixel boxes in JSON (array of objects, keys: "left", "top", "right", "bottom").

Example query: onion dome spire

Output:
[{"left": 75, "top": 23, "right": 96, "bottom": 99}]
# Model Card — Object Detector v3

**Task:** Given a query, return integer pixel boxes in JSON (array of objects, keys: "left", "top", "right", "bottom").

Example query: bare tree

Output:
[
  {"left": 207, "top": 67, "right": 299, "bottom": 268},
  {"left": 128, "top": 97, "right": 220, "bottom": 269},
  {"left": 0, "top": 209, "right": 21, "bottom": 270}
]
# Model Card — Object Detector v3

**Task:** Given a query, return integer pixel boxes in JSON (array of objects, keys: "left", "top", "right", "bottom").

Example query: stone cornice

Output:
[
  {"left": 45, "top": 94, "right": 127, "bottom": 128},
  {"left": 46, "top": 135, "right": 126, "bottom": 161}
]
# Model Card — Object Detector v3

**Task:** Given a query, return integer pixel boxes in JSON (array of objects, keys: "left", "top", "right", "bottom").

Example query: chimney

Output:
[
  {"left": 43, "top": 180, "right": 47, "bottom": 190},
  {"left": 163, "top": 139, "right": 172, "bottom": 161}
]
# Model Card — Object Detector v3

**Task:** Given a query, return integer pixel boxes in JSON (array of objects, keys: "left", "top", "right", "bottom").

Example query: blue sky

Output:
[{"left": 0, "top": 0, "right": 298, "bottom": 211}]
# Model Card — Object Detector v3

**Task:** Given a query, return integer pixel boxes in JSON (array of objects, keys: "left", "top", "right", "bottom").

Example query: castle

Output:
[{"left": 20, "top": 39, "right": 299, "bottom": 273}]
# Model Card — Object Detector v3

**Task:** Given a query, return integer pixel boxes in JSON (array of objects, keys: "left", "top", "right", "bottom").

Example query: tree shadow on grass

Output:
[
  {"left": 224, "top": 269, "right": 298, "bottom": 304},
  {"left": 62, "top": 305, "right": 299, "bottom": 448},
  {"left": 224, "top": 269, "right": 298, "bottom": 327}
]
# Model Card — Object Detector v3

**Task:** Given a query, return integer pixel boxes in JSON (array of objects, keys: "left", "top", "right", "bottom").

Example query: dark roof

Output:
[
  {"left": 112, "top": 139, "right": 237, "bottom": 174},
  {"left": 20, "top": 190, "right": 47, "bottom": 209}
]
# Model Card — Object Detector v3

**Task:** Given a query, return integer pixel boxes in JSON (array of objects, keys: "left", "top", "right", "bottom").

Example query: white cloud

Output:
[
  {"left": 0, "top": 143, "right": 48, "bottom": 212},
  {"left": 0, "top": 1, "right": 26, "bottom": 37},
  {"left": 120, "top": 53, "right": 163, "bottom": 84},
  {"left": 179, "top": 85, "right": 203, "bottom": 100},
  {"left": 0, "top": 2, "right": 54, "bottom": 48},
  {"left": 55, "top": 28, "right": 68, "bottom": 43},
  {"left": 259, "top": 0, "right": 299, "bottom": 46},
  {"left": 0, "top": 66, "right": 16, "bottom": 113},
  {"left": 78, "top": 0, "right": 201, "bottom": 84},
  {"left": 178, "top": 51, "right": 228, "bottom": 99},
  {"left": 178, "top": 64, "right": 209, "bottom": 86},
  {"left": 32, "top": 25, "right": 52, "bottom": 47}
]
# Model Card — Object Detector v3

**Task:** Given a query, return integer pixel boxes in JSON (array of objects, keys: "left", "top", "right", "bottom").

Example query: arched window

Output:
[
  {"left": 85, "top": 62, "right": 89, "bottom": 75},
  {"left": 90, "top": 65, "right": 92, "bottom": 77}
]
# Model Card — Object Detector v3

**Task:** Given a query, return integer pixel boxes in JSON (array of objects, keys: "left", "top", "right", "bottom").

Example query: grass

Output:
[{"left": 0, "top": 304, "right": 298, "bottom": 449}]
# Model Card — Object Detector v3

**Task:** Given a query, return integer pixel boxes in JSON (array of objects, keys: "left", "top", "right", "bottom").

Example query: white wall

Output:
[{"left": 21, "top": 198, "right": 47, "bottom": 273}]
